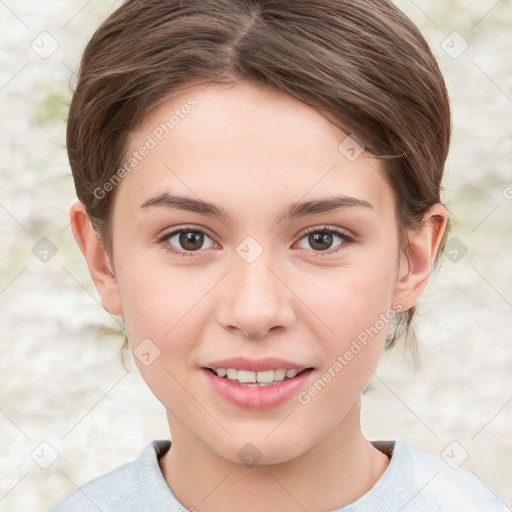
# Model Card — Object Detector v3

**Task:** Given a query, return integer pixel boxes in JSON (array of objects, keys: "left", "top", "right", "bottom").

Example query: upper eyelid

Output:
[
  {"left": 159, "top": 224, "right": 353, "bottom": 248},
  {"left": 160, "top": 224, "right": 350, "bottom": 237},
  {"left": 300, "top": 225, "right": 353, "bottom": 238},
  {"left": 159, "top": 224, "right": 215, "bottom": 240}
]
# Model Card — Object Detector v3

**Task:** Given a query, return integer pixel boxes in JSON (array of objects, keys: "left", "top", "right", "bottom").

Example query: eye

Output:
[
  {"left": 158, "top": 225, "right": 355, "bottom": 257},
  {"left": 295, "top": 226, "right": 354, "bottom": 255},
  {"left": 158, "top": 226, "right": 216, "bottom": 256}
]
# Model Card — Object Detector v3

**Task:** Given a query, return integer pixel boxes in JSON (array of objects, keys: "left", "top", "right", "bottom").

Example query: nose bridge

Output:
[{"left": 221, "top": 245, "right": 294, "bottom": 338}]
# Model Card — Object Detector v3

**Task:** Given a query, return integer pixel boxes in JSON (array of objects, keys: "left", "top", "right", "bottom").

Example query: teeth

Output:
[
  {"left": 226, "top": 368, "right": 238, "bottom": 379},
  {"left": 237, "top": 370, "right": 256, "bottom": 383},
  {"left": 274, "top": 369, "right": 286, "bottom": 381},
  {"left": 212, "top": 367, "right": 304, "bottom": 385},
  {"left": 256, "top": 370, "right": 274, "bottom": 383}
]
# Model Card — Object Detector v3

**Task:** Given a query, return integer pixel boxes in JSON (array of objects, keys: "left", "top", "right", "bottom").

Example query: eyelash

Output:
[{"left": 158, "top": 225, "right": 355, "bottom": 258}]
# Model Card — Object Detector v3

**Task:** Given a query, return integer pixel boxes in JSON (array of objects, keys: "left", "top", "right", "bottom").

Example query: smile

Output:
[
  {"left": 207, "top": 367, "right": 307, "bottom": 386},
  {"left": 201, "top": 357, "right": 315, "bottom": 409}
]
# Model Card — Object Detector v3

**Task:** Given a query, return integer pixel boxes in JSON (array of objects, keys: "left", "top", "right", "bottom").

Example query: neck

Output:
[{"left": 160, "top": 401, "right": 389, "bottom": 512}]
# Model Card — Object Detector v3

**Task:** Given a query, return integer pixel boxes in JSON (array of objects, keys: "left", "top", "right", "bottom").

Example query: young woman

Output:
[{"left": 51, "top": 0, "right": 507, "bottom": 510}]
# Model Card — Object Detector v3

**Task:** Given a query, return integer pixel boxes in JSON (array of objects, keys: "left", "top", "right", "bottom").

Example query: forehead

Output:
[{"left": 114, "top": 82, "right": 394, "bottom": 224}]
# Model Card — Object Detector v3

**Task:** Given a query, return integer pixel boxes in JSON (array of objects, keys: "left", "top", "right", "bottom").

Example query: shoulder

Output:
[
  {"left": 49, "top": 440, "right": 174, "bottom": 512},
  {"left": 351, "top": 440, "right": 508, "bottom": 512},
  {"left": 49, "top": 460, "right": 134, "bottom": 511},
  {"left": 402, "top": 441, "right": 506, "bottom": 509}
]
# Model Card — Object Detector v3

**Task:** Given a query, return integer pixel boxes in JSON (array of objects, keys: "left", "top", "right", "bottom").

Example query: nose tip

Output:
[
  {"left": 219, "top": 259, "right": 295, "bottom": 339},
  {"left": 230, "top": 322, "right": 284, "bottom": 340}
]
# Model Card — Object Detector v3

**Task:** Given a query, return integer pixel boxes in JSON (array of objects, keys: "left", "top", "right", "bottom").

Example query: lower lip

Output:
[{"left": 201, "top": 368, "right": 314, "bottom": 410}]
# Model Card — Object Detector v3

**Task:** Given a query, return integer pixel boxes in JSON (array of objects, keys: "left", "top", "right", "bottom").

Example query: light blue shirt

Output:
[{"left": 50, "top": 439, "right": 508, "bottom": 511}]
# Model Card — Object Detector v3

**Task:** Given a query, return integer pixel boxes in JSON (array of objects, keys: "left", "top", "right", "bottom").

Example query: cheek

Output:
[
  {"left": 294, "top": 252, "right": 398, "bottom": 392},
  {"left": 119, "top": 262, "right": 210, "bottom": 339},
  {"left": 302, "top": 258, "right": 398, "bottom": 340},
  {"left": 118, "top": 263, "right": 217, "bottom": 396},
  {"left": 291, "top": 266, "right": 395, "bottom": 439},
  {"left": 118, "top": 267, "right": 206, "bottom": 410}
]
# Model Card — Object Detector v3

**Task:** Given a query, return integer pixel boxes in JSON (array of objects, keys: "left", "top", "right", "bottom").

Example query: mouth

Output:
[
  {"left": 200, "top": 357, "right": 315, "bottom": 409},
  {"left": 204, "top": 367, "right": 312, "bottom": 386}
]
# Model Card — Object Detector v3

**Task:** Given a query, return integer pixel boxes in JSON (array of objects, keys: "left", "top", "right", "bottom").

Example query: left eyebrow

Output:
[
  {"left": 284, "top": 195, "right": 374, "bottom": 219},
  {"left": 140, "top": 191, "right": 374, "bottom": 222}
]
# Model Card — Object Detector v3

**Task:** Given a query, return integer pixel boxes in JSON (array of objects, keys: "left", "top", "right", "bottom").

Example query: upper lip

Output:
[{"left": 202, "top": 356, "right": 311, "bottom": 372}]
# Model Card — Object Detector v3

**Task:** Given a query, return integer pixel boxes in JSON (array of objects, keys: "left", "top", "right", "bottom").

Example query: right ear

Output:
[{"left": 69, "top": 201, "right": 124, "bottom": 316}]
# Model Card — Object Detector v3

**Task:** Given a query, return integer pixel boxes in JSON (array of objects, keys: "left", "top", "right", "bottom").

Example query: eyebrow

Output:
[{"left": 140, "top": 191, "right": 374, "bottom": 222}]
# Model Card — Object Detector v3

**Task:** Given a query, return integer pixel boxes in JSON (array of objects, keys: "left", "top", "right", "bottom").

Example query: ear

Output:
[
  {"left": 393, "top": 204, "right": 447, "bottom": 311},
  {"left": 69, "top": 201, "right": 123, "bottom": 316}
]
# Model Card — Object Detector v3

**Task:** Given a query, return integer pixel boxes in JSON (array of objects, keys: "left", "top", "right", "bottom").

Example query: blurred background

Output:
[{"left": 1, "top": 0, "right": 511, "bottom": 509}]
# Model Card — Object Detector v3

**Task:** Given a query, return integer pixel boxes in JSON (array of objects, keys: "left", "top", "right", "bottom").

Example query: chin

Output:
[{"left": 210, "top": 431, "right": 316, "bottom": 468}]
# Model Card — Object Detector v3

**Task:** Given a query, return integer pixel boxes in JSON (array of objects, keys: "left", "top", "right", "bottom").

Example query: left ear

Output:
[{"left": 393, "top": 203, "right": 447, "bottom": 311}]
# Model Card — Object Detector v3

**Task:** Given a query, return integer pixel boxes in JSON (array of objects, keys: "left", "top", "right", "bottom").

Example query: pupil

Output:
[
  {"left": 179, "top": 231, "right": 203, "bottom": 250},
  {"left": 310, "top": 231, "right": 332, "bottom": 251}
]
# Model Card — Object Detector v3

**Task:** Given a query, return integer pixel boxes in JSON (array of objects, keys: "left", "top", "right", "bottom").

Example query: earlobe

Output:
[
  {"left": 69, "top": 201, "right": 124, "bottom": 316},
  {"left": 393, "top": 204, "right": 447, "bottom": 311}
]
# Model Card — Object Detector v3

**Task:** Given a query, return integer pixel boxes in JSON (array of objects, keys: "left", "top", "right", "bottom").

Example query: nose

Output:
[{"left": 218, "top": 254, "right": 296, "bottom": 339}]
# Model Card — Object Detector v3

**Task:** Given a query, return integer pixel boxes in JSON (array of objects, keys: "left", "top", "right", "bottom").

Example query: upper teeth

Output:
[{"left": 214, "top": 368, "right": 302, "bottom": 384}]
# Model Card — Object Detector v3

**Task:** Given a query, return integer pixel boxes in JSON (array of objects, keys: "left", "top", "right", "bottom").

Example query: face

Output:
[{"left": 108, "top": 81, "right": 406, "bottom": 464}]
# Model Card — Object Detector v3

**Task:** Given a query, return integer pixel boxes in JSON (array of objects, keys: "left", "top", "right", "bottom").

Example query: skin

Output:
[{"left": 70, "top": 81, "right": 447, "bottom": 511}]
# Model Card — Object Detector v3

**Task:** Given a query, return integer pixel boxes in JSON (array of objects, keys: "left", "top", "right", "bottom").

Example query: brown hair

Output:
[{"left": 67, "top": 0, "right": 451, "bottom": 351}]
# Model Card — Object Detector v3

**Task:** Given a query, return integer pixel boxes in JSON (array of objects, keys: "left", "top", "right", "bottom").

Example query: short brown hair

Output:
[{"left": 67, "top": 0, "right": 451, "bottom": 350}]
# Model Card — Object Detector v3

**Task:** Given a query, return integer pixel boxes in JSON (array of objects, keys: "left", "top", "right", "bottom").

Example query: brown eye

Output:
[
  {"left": 296, "top": 226, "right": 353, "bottom": 254},
  {"left": 177, "top": 231, "right": 204, "bottom": 251},
  {"left": 160, "top": 227, "right": 215, "bottom": 255},
  {"left": 307, "top": 231, "right": 335, "bottom": 251}
]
